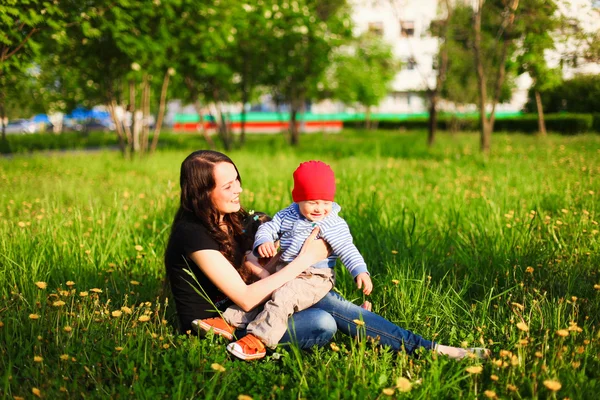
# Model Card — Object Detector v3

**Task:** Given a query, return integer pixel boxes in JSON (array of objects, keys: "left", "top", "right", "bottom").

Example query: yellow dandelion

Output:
[
  {"left": 60, "top": 354, "right": 69, "bottom": 361},
  {"left": 32, "top": 388, "right": 42, "bottom": 398},
  {"left": 63, "top": 325, "right": 72, "bottom": 333},
  {"left": 130, "top": 280, "right": 140, "bottom": 286},
  {"left": 465, "top": 365, "right": 483, "bottom": 374},
  {"left": 29, "top": 314, "right": 40, "bottom": 320},
  {"left": 60, "top": 387, "right": 67, "bottom": 392},
  {"left": 491, "top": 374, "right": 499, "bottom": 381},
  {"left": 35, "top": 282, "right": 47, "bottom": 289},
  {"left": 511, "top": 302, "right": 525, "bottom": 310},
  {"left": 594, "top": 284, "right": 600, "bottom": 290},
  {"left": 121, "top": 306, "right": 132, "bottom": 314},
  {"left": 543, "top": 380, "right": 562, "bottom": 391},
  {"left": 53, "top": 300, "right": 66, "bottom": 307},
  {"left": 391, "top": 279, "right": 400, "bottom": 285},
  {"left": 519, "top": 339, "right": 529, "bottom": 345},
  {"left": 134, "top": 245, "right": 143, "bottom": 252},
  {"left": 556, "top": 329, "right": 569, "bottom": 337},
  {"left": 238, "top": 395, "right": 253, "bottom": 400},
  {"left": 382, "top": 388, "right": 395, "bottom": 396},
  {"left": 14, "top": 396, "right": 25, "bottom": 400},
  {"left": 396, "top": 377, "right": 412, "bottom": 392},
  {"left": 33, "top": 356, "right": 43, "bottom": 363},
  {"left": 0, "top": 321, "right": 3, "bottom": 328},
  {"left": 90, "top": 288, "right": 102, "bottom": 293},
  {"left": 535, "top": 351, "right": 543, "bottom": 358},
  {"left": 516, "top": 322, "right": 529, "bottom": 332},
  {"left": 115, "top": 347, "right": 124, "bottom": 351},
  {"left": 112, "top": 310, "right": 122, "bottom": 318},
  {"left": 211, "top": 363, "right": 226, "bottom": 372},
  {"left": 330, "top": 342, "right": 340, "bottom": 352},
  {"left": 138, "top": 315, "right": 150, "bottom": 322},
  {"left": 18, "top": 221, "right": 26, "bottom": 228},
  {"left": 66, "top": 281, "right": 75, "bottom": 287},
  {"left": 162, "top": 343, "right": 169, "bottom": 349},
  {"left": 353, "top": 319, "right": 365, "bottom": 326},
  {"left": 484, "top": 390, "right": 497, "bottom": 399},
  {"left": 59, "top": 290, "right": 70, "bottom": 296},
  {"left": 525, "top": 266, "right": 534, "bottom": 274},
  {"left": 391, "top": 250, "right": 398, "bottom": 254},
  {"left": 507, "top": 384, "right": 518, "bottom": 392},
  {"left": 79, "top": 291, "right": 89, "bottom": 297},
  {"left": 572, "top": 361, "right": 581, "bottom": 368}
]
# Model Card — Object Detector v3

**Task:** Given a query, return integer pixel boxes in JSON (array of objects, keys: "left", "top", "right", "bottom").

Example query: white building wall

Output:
[{"left": 321, "top": 0, "right": 600, "bottom": 115}]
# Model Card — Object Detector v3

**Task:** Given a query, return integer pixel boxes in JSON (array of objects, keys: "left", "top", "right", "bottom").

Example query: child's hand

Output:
[
  {"left": 257, "top": 241, "right": 277, "bottom": 258},
  {"left": 355, "top": 272, "right": 373, "bottom": 295}
]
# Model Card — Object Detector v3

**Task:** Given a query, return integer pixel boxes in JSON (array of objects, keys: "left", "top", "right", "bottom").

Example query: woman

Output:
[{"left": 165, "top": 150, "right": 487, "bottom": 359}]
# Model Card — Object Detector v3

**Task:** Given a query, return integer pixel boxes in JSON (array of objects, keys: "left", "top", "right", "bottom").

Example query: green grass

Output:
[{"left": 1, "top": 130, "right": 599, "bottom": 399}]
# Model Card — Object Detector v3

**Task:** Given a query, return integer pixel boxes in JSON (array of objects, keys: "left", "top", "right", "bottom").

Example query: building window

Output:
[
  {"left": 405, "top": 57, "right": 417, "bottom": 70},
  {"left": 368, "top": 22, "right": 384, "bottom": 36},
  {"left": 400, "top": 20, "right": 415, "bottom": 37}
]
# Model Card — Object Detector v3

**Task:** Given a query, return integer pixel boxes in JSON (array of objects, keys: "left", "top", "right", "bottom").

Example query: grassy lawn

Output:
[{"left": 1, "top": 130, "right": 599, "bottom": 399}]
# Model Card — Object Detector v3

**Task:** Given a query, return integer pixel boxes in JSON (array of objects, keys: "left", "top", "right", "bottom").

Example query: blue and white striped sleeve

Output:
[
  {"left": 252, "top": 208, "right": 287, "bottom": 251},
  {"left": 321, "top": 219, "right": 368, "bottom": 278}
]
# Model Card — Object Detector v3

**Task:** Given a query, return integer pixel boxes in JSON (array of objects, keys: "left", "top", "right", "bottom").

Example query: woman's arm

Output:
[{"left": 189, "top": 228, "right": 327, "bottom": 312}]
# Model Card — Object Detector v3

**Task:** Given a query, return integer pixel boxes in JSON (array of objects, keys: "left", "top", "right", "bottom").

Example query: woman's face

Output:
[{"left": 211, "top": 162, "right": 243, "bottom": 216}]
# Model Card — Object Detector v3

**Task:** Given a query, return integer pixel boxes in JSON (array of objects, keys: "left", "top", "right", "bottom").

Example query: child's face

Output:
[{"left": 297, "top": 200, "right": 333, "bottom": 222}]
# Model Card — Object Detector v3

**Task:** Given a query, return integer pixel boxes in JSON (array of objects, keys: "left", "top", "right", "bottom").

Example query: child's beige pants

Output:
[{"left": 222, "top": 266, "right": 335, "bottom": 348}]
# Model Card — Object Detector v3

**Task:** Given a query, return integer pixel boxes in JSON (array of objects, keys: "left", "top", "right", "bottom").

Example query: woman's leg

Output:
[
  {"left": 313, "top": 291, "right": 435, "bottom": 355},
  {"left": 235, "top": 308, "right": 337, "bottom": 350}
]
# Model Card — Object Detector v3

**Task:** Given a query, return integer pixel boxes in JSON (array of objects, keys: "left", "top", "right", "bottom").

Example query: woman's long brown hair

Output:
[{"left": 173, "top": 150, "right": 252, "bottom": 282}]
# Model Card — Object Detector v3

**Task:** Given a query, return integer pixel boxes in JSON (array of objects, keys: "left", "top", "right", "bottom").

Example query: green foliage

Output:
[
  {"left": 1, "top": 131, "right": 599, "bottom": 398},
  {"left": 527, "top": 74, "right": 600, "bottom": 114},
  {"left": 440, "top": 4, "right": 514, "bottom": 106},
  {"left": 322, "top": 33, "right": 398, "bottom": 110}
]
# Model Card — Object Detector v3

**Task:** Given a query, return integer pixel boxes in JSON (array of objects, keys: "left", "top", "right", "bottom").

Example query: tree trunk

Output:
[
  {"left": 108, "top": 99, "right": 127, "bottom": 157},
  {"left": 534, "top": 90, "right": 547, "bottom": 137},
  {"left": 150, "top": 70, "right": 170, "bottom": 153},
  {"left": 125, "top": 80, "right": 135, "bottom": 152},
  {"left": 0, "top": 87, "right": 6, "bottom": 142},
  {"left": 365, "top": 107, "right": 371, "bottom": 130},
  {"left": 427, "top": 91, "right": 438, "bottom": 147},
  {"left": 481, "top": 118, "right": 491, "bottom": 153},
  {"left": 290, "top": 106, "right": 299, "bottom": 146},
  {"left": 193, "top": 100, "right": 215, "bottom": 149},
  {"left": 240, "top": 88, "right": 248, "bottom": 145},
  {"left": 139, "top": 75, "right": 150, "bottom": 154},
  {"left": 473, "top": 0, "right": 490, "bottom": 153}
]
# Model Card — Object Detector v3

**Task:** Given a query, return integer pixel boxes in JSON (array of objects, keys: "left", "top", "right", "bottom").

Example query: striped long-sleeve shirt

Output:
[{"left": 253, "top": 203, "right": 368, "bottom": 278}]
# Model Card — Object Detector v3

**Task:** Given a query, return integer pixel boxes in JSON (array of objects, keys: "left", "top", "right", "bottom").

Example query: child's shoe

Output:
[
  {"left": 226, "top": 334, "right": 267, "bottom": 361},
  {"left": 192, "top": 317, "right": 236, "bottom": 341}
]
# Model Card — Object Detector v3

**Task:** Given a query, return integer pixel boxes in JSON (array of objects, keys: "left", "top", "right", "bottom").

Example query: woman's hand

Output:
[{"left": 298, "top": 227, "right": 330, "bottom": 263}]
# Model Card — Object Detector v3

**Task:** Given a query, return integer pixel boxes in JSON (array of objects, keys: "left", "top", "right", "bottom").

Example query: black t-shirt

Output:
[{"left": 165, "top": 214, "right": 240, "bottom": 333}]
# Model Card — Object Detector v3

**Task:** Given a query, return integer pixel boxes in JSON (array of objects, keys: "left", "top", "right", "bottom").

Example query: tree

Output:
[
  {"left": 266, "top": 0, "right": 353, "bottom": 146},
  {"left": 515, "top": 0, "right": 561, "bottom": 137},
  {"left": 472, "top": 0, "right": 520, "bottom": 153},
  {"left": 324, "top": 33, "right": 398, "bottom": 129},
  {"left": 426, "top": 0, "right": 452, "bottom": 146},
  {"left": 0, "top": 0, "right": 62, "bottom": 139}
]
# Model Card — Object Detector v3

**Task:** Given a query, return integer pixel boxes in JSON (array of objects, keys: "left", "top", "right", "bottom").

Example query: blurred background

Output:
[{"left": 1, "top": 0, "right": 599, "bottom": 153}]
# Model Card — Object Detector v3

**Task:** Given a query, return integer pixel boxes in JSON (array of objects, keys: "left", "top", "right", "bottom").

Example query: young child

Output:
[{"left": 194, "top": 161, "right": 372, "bottom": 360}]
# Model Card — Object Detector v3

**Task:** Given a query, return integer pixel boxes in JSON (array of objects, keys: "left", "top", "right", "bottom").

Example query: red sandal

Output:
[
  {"left": 226, "top": 334, "right": 267, "bottom": 361},
  {"left": 192, "top": 317, "right": 236, "bottom": 341}
]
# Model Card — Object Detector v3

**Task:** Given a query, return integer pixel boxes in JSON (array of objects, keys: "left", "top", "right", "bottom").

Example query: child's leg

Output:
[
  {"left": 246, "top": 267, "right": 334, "bottom": 348},
  {"left": 222, "top": 305, "right": 260, "bottom": 329}
]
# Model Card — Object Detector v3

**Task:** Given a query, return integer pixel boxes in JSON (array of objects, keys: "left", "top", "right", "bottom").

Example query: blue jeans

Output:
[
  {"left": 235, "top": 291, "right": 434, "bottom": 354},
  {"left": 235, "top": 308, "right": 337, "bottom": 349},
  {"left": 312, "top": 291, "right": 435, "bottom": 354}
]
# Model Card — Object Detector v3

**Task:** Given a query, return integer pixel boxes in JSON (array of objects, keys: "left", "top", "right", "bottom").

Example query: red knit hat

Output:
[{"left": 292, "top": 161, "right": 336, "bottom": 202}]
